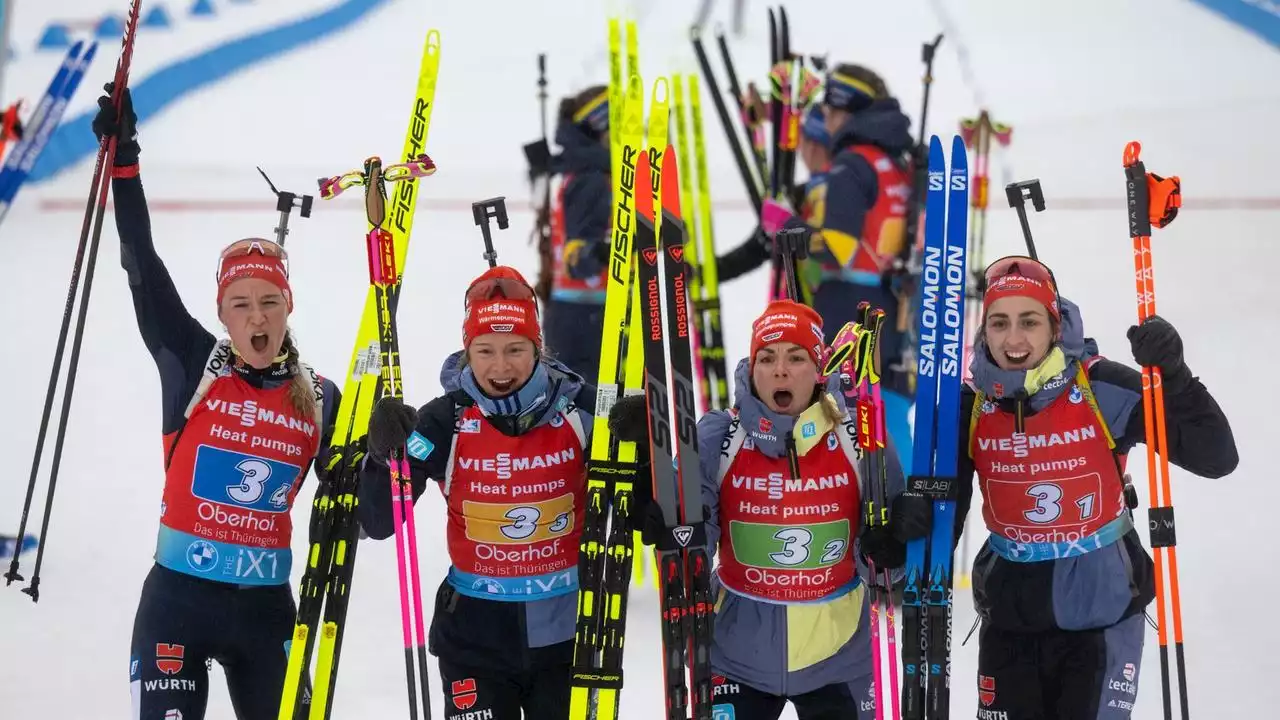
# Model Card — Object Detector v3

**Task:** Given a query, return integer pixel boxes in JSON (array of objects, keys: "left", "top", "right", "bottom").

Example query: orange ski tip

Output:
[
  {"left": 661, "top": 145, "right": 682, "bottom": 219},
  {"left": 1123, "top": 141, "right": 1142, "bottom": 167},
  {"left": 635, "top": 148, "right": 655, "bottom": 220}
]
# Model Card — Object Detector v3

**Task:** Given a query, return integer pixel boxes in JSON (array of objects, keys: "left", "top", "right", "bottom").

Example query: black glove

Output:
[
  {"left": 636, "top": 501, "right": 710, "bottom": 547},
  {"left": 367, "top": 397, "right": 420, "bottom": 461},
  {"left": 1127, "top": 315, "right": 1190, "bottom": 392},
  {"left": 608, "top": 394, "right": 649, "bottom": 444},
  {"left": 888, "top": 490, "right": 933, "bottom": 543},
  {"left": 859, "top": 526, "right": 907, "bottom": 570},
  {"left": 589, "top": 238, "right": 610, "bottom": 265},
  {"left": 90, "top": 82, "right": 140, "bottom": 167}
]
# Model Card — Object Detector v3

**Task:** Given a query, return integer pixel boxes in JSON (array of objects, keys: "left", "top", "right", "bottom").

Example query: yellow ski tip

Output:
[{"left": 651, "top": 76, "right": 670, "bottom": 105}]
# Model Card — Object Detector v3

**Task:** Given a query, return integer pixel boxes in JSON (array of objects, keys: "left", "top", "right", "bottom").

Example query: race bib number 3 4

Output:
[
  {"left": 191, "top": 445, "right": 301, "bottom": 514},
  {"left": 462, "top": 493, "right": 575, "bottom": 545},
  {"left": 728, "top": 519, "right": 850, "bottom": 570}
]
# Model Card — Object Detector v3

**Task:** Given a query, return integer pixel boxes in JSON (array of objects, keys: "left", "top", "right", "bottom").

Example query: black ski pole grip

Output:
[
  {"left": 472, "top": 197, "right": 509, "bottom": 268},
  {"left": 775, "top": 226, "right": 810, "bottom": 260},
  {"left": 1005, "top": 178, "right": 1046, "bottom": 260}
]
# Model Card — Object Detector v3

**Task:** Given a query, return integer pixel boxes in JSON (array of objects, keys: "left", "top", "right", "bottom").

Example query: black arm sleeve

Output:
[
  {"left": 716, "top": 226, "right": 771, "bottom": 283},
  {"left": 309, "top": 377, "right": 342, "bottom": 481},
  {"left": 1091, "top": 359, "right": 1238, "bottom": 479},
  {"left": 113, "top": 173, "right": 216, "bottom": 433},
  {"left": 954, "top": 389, "right": 978, "bottom": 545},
  {"left": 357, "top": 393, "right": 460, "bottom": 540}
]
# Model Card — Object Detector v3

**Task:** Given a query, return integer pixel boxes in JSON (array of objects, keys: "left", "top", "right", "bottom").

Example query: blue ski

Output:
[
  {"left": 0, "top": 40, "right": 97, "bottom": 225},
  {"left": 901, "top": 134, "right": 969, "bottom": 720}
]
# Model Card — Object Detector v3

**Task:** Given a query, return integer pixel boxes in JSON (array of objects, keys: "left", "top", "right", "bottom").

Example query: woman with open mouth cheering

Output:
[
  {"left": 94, "top": 84, "right": 341, "bottom": 720},
  {"left": 614, "top": 299, "right": 906, "bottom": 719}
]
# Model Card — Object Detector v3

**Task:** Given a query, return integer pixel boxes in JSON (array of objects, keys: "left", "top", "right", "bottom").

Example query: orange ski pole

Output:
[{"left": 1122, "top": 140, "right": 1187, "bottom": 720}]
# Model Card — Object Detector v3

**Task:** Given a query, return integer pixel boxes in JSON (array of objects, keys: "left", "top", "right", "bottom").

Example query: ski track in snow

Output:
[{"left": 1, "top": 0, "right": 1277, "bottom": 718}]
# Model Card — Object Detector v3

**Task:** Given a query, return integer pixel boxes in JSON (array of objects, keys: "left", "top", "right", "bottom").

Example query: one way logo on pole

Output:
[
  {"left": 155, "top": 643, "right": 185, "bottom": 675},
  {"left": 673, "top": 525, "right": 694, "bottom": 547}
]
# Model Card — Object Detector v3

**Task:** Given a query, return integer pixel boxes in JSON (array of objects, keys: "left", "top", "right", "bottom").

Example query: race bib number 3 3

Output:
[
  {"left": 191, "top": 445, "right": 301, "bottom": 514},
  {"left": 462, "top": 493, "right": 575, "bottom": 545},
  {"left": 728, "top": 519, "right": 850, "bottom": 570}
]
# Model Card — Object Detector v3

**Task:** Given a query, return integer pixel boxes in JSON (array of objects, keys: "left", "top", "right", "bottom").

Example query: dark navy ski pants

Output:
[{"left": 130, "top": 564, "right": 302, "bottom": 720}]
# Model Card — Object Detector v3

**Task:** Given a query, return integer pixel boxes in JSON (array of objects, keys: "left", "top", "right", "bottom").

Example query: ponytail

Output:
[{"left": 281, "top": 330, "right": 318, "bottom": 421}]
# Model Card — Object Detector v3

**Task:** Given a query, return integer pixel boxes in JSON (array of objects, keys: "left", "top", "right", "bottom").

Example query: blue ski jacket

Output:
[
  {"left": 357, "top": 351, "right": 595, "bottom": 672},
  {"left": 959, "top": 298, "right": 1237, "bottom": 633},
  {"left": 695, "top": 359, "right": 905, "bottom": 696}
]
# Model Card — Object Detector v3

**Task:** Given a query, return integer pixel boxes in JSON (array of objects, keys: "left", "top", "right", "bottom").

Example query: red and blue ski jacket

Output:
[
  {"left": 694, "top": 359, "right": 905, "bottom": 698},
  {"left": 112, "top": 171, "right": 340, "bottom": 587}
]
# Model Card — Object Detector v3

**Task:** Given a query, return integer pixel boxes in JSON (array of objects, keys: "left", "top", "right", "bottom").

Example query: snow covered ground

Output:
[{"left": 1, "top": 0, "right": 1276, "bottom": 718}]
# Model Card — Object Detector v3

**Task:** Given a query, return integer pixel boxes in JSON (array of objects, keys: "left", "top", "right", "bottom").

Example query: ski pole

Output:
[
  {"left": 389, "top": 450, "right": 422, "bottom": 720},
  {"left": 713, "top": 28, "right": 767, "bottom": 194},
  {"left": 398, "top": 454, "right": 432, "bottom": 720},
  {"left": 6, "top": 0, "right": 142, "bottom": 600},
  {"left": 689, "top": 28, "right": 763, "bottom": 214},
  {"left": 1122, "top": 140, "right": 1188, "bottom": 720},
  {"left": 896, "top": 34, "right": 943, "bottom": 275}
]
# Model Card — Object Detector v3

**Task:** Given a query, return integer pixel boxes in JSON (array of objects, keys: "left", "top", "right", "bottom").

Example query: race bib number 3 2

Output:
[
  {"left": 728, "top": 519, "right": 850, "bottom": 570},
  {"left": 191, "top": 445, "right": 301, "bottom": 514}
]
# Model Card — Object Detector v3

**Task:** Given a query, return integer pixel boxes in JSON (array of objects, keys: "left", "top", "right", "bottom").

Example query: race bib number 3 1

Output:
[
  {"left": 728, "top": 519, "right": 850, "bottom": 570},
  {"left": 191, "top": 445, "right": 301, "bottom": 514},
  {"left": 462, "top": 493, "right": 575, "bottom": 545},
  {"left": 987, "top": 471, "right": 1107, "bottom": 529}
]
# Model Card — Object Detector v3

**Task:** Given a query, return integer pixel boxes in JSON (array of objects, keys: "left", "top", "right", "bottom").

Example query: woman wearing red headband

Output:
[
  {"left": 93, "top": 86, "right": 340, "bottom": 720},
  {"left": 613, "top": 299, "right": 906, "bottom": 719},
  {"left": 897, "top": 256, "right": 1237, "bottom": 718},
  {"left": 359, "top": 266, "right": 596, "bottom": 719}
]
